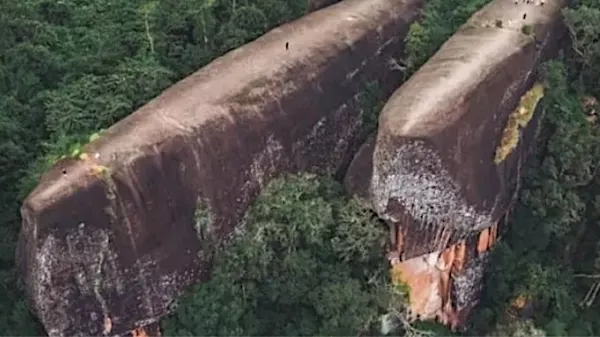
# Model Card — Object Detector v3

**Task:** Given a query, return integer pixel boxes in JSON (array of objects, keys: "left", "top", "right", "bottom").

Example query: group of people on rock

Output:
[{"left": 514, "top": 0, "right": 545, "bottom": 5}]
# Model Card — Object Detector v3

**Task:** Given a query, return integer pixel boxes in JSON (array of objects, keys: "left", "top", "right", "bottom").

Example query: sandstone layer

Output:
[
  {"left": 17, "top": 0, "right": 424, "bottom": 336},
  {"left": 346, "top": 0, "right": 567, "bottom": 328}
]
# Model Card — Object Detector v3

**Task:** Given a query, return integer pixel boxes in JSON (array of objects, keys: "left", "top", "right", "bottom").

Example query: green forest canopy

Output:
[
  {"left": 162, "top": 174, "right": 410, "bottom": 336},
  {"left": 1, "top": 0, "right": 600, "bottom": 336}
]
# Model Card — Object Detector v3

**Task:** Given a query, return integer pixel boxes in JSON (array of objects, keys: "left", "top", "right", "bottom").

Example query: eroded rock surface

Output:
[
  {"left": 307, "top": 0, "right": 341, "bottom": 11},
  {"left": 390, "top": 223, "right": 498, "bottom": 329},
  {"left": 348, "top": 0, "right": 566, "bottom": 257},
  {"left": 346, "top": 0, "right": 567, "bottom": 328},
  {"left": 17, "top": 0, "right": 424, "bottom": 336}
]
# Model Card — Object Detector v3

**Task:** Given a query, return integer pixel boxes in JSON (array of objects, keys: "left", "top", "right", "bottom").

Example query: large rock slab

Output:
[
  {"left": 17, "top": 0, "right": 424, "bottom": 336},
  {"left": 345, "top": 0, "right": 567, "bottom": 329},
  {"left": 347, "top": 0, "right": 567, "bottom": 260}
]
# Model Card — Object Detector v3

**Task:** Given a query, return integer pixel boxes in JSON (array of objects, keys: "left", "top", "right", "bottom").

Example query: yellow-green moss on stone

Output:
[{"left": 494, "top": 83, "right": 545, "bottom": 164}]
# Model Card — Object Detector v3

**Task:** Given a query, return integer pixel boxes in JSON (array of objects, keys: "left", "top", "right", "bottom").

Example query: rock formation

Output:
[
  {"left": 307, "top": 0, "right": 341, "bottom": 12},
  {"left": 16, "top": 0, "right": 424, "bottom": 336},
  {"left": 345, "top": 0, "right": 567, "bottom": 329}
]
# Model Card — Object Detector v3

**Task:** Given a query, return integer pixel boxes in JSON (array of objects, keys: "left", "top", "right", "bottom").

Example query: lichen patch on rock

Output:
[{"left": 494, "top": 82, "right": 545, "bottom": 164}]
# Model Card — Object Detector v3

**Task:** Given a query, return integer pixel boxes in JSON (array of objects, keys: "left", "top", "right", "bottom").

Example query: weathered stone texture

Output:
[
  {"left": 17, "top": 0, "right": 424, "bottom": 336},
  {"left": 346, "top": 0, "right": 567, "bottom": 329},
  {"left": 390, "top": 224, "right": 496, "bottom": 329},
  {"left": 347, "top": 0, "right": 567, "bottom": 259}
]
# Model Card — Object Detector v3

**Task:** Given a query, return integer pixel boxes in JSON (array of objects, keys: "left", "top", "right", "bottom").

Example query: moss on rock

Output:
[{"left": 494, "top": 83, "right": 545, "bottom": 164}]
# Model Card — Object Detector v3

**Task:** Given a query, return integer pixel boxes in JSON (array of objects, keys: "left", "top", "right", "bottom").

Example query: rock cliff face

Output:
[
  {"left": 307, "top": 0, "right": 341, "bottom": 11},
  {"left": 345, "top": 0, "right": 567, "bottom": 329},
  {"left": 16, "top": 0, "right": 424, "bottom": 336}
]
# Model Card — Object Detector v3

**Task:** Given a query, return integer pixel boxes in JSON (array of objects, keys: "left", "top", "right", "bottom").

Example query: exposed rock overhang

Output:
[
  {"left": 389, "top": 223, "right": 499, "bottom": 331},
  {"left": 346, "top": 0, "right": 567, "bottom": 260},
  {"left": 17, "top": 0, "right": 425, "bottom": 336}
]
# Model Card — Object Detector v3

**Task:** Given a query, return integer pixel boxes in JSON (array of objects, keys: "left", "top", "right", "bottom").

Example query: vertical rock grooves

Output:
[
  {"left": 345, "top": 0, "right": 567, "bottom": 328},
  {"left": 17, "top": 0, "right": 424, "bottom": 336}
]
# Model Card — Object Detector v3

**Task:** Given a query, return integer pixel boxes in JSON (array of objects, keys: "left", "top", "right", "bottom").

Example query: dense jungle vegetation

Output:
[
  {"left": 163, "top": 174, "right": 410, "bottom": 336},
  {"left": 1, "top": 0, "right": 600, "bottom": 336}
]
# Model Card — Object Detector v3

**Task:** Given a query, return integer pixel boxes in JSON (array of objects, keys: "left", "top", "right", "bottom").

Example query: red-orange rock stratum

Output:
[{"left": 16, "top": 0, "right": 423, "bottom": 336}]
